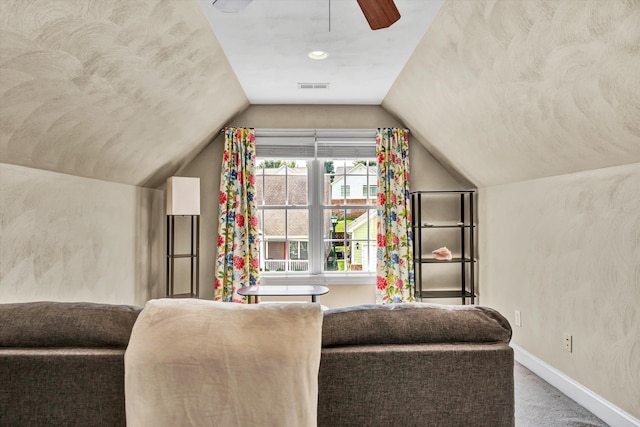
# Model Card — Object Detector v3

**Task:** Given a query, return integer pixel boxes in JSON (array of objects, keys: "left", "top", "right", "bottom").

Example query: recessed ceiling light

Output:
[{"left": 308, "top": 50, "right": 329, "bottom": 60}]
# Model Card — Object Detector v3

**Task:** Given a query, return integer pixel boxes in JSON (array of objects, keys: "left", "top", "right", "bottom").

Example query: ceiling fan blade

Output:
[{"left": 356, "top": 0, "right": 401, "bottom": 30}]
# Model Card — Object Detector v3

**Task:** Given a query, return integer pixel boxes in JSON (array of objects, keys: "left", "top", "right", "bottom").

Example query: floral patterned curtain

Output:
[
  {"left": 214, "top": 128, "right": 260, "bottom": 302},
  {"left": 375, "top": 128, "right": 414, "bottom": 303}
]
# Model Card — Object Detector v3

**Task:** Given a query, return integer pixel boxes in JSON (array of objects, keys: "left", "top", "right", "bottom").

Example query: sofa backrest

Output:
[
  {"left": 1, "top": 301, "right": 512, "bottom": 349},
  {"left": 322, "top": 303, "right": 512, "bottom": 348},
  {"left": 0, "top": 301, "right": 142, "bottom": 348}
]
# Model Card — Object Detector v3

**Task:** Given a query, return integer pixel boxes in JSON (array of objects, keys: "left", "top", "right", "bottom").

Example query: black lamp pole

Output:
[{"left": 331, "top": 215, "right": 338, "bottom": 271}]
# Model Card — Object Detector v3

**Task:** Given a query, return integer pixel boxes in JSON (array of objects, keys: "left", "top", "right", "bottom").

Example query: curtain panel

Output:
[
  {"left": 375, "top": 128, "right": 415, "bottom": 303},
  {"left": 215, "top": 128, "right": 260, "bottom": 302}
]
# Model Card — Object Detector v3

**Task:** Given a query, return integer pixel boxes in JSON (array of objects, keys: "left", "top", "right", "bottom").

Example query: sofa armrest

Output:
[
  {"left": 322, "top": 303, "right": 512, "bottom": 347},
  {"left": 318, "top": 343, "right": 514, "bottom": 427},
  {"left": 0, "top": 301, "right": 142, "bottom": 348}
]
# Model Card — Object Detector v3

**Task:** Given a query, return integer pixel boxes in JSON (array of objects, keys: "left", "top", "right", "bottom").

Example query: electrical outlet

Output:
[
  {"left": 563, "top": 333, "right": 573, "bottom": 353},
  {"left": 514, "top": 310, "right": 521, "bottom": 327}
]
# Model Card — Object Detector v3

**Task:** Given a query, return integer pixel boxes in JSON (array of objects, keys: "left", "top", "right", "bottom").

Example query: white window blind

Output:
[{"left": 255, "top": 129, "right": 377, "bottom": 159}]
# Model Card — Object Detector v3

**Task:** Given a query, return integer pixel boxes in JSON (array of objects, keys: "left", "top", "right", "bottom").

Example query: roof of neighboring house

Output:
[
  {"left": 259, "top": 209, "right": 308, "bottom": 239},
  {"left": 255, "top": 169, "right": 308, "bottom": 206},
  {"left": 255, "top": 171, "right": 308, "bottom": 238},
  {"left": 346, "top": 210, "right": 378, "bottom": 234}
]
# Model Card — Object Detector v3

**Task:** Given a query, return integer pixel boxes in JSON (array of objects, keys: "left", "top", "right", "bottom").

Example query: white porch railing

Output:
[{"left": 263, "top": 260, "right": 309, "bottom": 272}]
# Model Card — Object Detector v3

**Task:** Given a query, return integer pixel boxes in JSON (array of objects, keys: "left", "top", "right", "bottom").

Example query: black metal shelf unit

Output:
[
  {"left": 411, "top": 190, "right": 476, "bottom": 304},
  {"left": 166, "top": 215, "right": 200, "bottom": 298}
]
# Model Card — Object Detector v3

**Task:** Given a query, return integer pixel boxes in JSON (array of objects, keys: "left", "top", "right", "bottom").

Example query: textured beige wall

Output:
[
  {"left": 172, "top": 133, "right": 224, "bottom": 301},
  {"left": 0, "top": 163, "right": 164, "bottom": 305},
  {"left": 480, "top": 163, "right": 640, "bottom": 417},
  {"left": 231, "top": 105, "right": 467, "bottom": 192},
  {"left": 0, "top": 0, "right": 244, "bottom": 306},
  {"left": 180, "top": 104, "right": 465, "bottom": 305},
  {"left": 0, "top": 0, "right": 248, "bottom": 187},
  {"left": 381, "top": 0, "right": 640, "bottom": 415},
  {"left": 384, "top": 0, "right": 640, "bottom": 187}
]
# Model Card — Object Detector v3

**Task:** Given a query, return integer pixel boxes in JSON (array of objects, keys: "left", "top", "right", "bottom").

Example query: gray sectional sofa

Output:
[
  {"left": 0, "top": 301, "right": 513, "bottom": 426},
  {"left": 0, "top": 301, "right": 140, "bottom": 426}
]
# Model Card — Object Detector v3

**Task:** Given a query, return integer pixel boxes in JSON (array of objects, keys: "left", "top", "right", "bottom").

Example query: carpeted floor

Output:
[{"left": 515, "top": 362, "right": 609, "bottom": 426}]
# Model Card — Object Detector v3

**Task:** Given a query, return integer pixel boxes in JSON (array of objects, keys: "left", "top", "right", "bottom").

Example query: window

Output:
[
  {"left": 255, "top": 160, "right": 308, "bottom": 273},
  {"left": 254, "top": 130, "right": 378, "bottom": 284},
  {"left": 289, "top": 241, "right": 308, "bottom": 260},
  {"left": 363, "top": 184, "right": 378, "bottom": 197}
]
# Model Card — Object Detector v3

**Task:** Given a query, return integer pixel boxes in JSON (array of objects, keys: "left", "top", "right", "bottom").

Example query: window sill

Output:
[{"left": 259, "top": 272, "right": 375, "bottom": 286}]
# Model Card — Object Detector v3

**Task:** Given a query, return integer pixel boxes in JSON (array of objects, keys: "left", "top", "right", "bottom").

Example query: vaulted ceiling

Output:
[
  {"left": 384, "top": 0, "right": 640, "bottom": 187},
  {"left": 0, "top": 0, "right": 248, "bottom": 188},
  {"left": 1, "top": 0, "right": 639, "bottom": 189}
]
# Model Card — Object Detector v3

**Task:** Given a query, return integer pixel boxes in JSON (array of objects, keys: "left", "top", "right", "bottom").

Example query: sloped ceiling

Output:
[
  {"left": 1, "top": 0, "right": 638, "bottom": 189},
  {"left": 0, "top": 0, "right": 248, "bottom": 188},
  {"left": 384, "top": 0, "right": 640, "bottom": 187}
]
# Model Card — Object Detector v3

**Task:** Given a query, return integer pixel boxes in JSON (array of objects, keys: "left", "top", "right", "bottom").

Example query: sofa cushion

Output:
[
  {"left": 322, "top": 303, "right": 512, "bottom": 347},
  {"left": 0, "top": 301, "right": 142, "bottom": 348}
]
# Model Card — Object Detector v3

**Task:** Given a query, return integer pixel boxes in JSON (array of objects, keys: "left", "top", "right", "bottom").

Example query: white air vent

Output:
[{"left": 298, "top": 83, "right": 330, "bottom": 89}]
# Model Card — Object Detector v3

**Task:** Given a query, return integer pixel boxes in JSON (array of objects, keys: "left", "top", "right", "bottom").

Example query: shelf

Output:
[
  {"left": 418, "top": 290, "right": 475, "bottom": 299},
  {"left": 415, "top": 257, "right": 476, "bottom": 264},
  {"left": 411, "top": 190, "right": 476, "bottom": 305},
  {"left": 167, "top": 292, "right": 197, "bottom": 298},
  {"left": 166, "top": 215, "right": 200, "bottom": 299}
]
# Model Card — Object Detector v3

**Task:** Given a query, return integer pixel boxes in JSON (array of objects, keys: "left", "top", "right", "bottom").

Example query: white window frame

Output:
[{"left": 255, "top": 129, "right": 378, "bottom": 286}]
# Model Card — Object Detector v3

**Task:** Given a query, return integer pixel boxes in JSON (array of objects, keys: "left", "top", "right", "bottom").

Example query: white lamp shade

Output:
[{"left": 166, "top": 177, "right": 200, "bottom": 215}]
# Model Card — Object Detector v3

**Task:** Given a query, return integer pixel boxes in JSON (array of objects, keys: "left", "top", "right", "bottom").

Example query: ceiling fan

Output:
[
  {"left": 212, "top": 0, "right": 401, "bottom": 30},
  {"left": 356, "top": 0, "right": 401, "bottom": 30}
]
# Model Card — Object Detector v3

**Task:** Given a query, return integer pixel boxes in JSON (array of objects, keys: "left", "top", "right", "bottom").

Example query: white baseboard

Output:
[{"left": 511, "top": 343, "right": 640, "bottom": 427}]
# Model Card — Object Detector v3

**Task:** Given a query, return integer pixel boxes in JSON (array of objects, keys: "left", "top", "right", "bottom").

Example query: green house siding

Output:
[{"left": 351, "top": 215, "right": 377, "bottom": 266}]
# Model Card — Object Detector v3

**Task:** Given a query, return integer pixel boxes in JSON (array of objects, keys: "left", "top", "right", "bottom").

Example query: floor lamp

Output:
[{"left": 166, "top": 177, "right": 200, "bottom": 298}]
